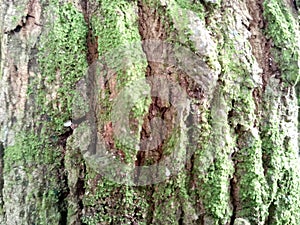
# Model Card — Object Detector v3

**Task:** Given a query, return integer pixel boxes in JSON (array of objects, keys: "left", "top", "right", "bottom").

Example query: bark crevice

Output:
[
  {"left": 228, "top": 100, "right": 241, "bottom": 224},
  {"left": 0, "top": 142, "right": 4, "bottom": 211},
  {"left": 246, "top": 0, "right": 280, "bottom": 90},
  {"left": 136, "top": 0, "right": 169, "bottom": 179}
]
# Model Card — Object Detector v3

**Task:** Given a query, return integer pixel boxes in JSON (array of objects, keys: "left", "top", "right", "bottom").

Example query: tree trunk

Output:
[{"left": 0, "top": 0, "right": 299, "bottom": 224}]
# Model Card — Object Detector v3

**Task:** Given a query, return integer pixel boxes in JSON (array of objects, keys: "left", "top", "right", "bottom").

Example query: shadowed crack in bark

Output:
[
  {"left": 4, "top": 14, "right": 35, "bottom": 34},
  {"left": 136, "top": 0, "right": 169, "bottom": 179},
  {"left": 0, "top": 142, "right": 4, "bottom": 211},
  {"left": 4, "top": 0, "right": 42, "bottom": 34},
  {"left": 57, "top": 164, "right": 70, "bottom": 225},
  {"left": 81, "top": 0, "right": 99, "bottom": 65},
  {"left": 227, "top": 101, "right": 240, "bottom": 224},
  {"left": 136, "top": 0, "right": 204, "bottom": 172},
  {"left": 229, "top": 164, "right": 238, "bottom": 225}
]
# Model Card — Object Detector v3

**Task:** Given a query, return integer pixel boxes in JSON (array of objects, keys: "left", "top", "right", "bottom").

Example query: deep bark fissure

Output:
[
  {"left": 246, "top": 0, "right": 280, "bottom": 90},
  {"left": 227, "top": 100, "right": 240, "bottom": 224},
  {"left": 77, "top": 161, "right": 87, "bottom": 221},
  {"left": 136, "top": 0, "right": 169, "bottom": 176},
  {"left": 54, "top": 81, "right": 78, "bottom": 225},
  {"left": 57, "top": 129, "right": 72, "bottom": 225},
  {"left": 4, "top": 0, "right": 38, "bottom": 34},
  {"left": 137, "top": 1, "right": 209, "bottom": 222},
  {"left": 1, "top": 0, "right": 299, "bottom": 223},
  {"left": 229, "top": 162, "right": 238, "bottom": 225},
  {"left": 0, "top": 142, "right": 4, "bottom": 211},
  {"left": 81, "top": 0, "right": 99, "bottom": 65},
  {"left": 136, "top": 0, "right": 204, "bottom": 164},
  {"left": 265, "top": 200, "right": 276, "bottom": 225},
  {"left": 3, "top": 15, "right": 33, "bottom": 34},
  {"left": 136, "top": 1, "right": 177, "bottom": 221},
  {"left": 145, "top": 185, "right": 155, "bottom": 225},
  {"left": 81, "top": 0, "right": 100, "bottom": 155},
  {"left": 178, "top": 206, "right": 184, "bottom": 225},
  {"left": 57, "top": 167, "right": 70, "bottom": 225}
]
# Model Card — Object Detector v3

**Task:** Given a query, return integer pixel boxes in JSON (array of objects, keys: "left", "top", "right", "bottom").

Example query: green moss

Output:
[
  {"left": 91, "top": 0, "right": 150, "bottom": 163},
  {"left": 4, "top": 2, "right": 88, "bottom": 224},
  {"left": 91, "top": 0, "right": 141, "bottom": 55},
  {"left": 260, "top": 83, "right": 300, "bottom": 224},
  {"left": 270, "top": 167, "right": 300, "bottom": 224},
  {"left": 150, "top": 171, "right": 191, "bottom": 224},
  {"left": 39, "top": 189, "right": 62, "bottom": 224},
  {"left": 79, "top": 2, "right": 151, "bottom": 223},
  {"left": 202, "top": 7, "right": 270, "bottom": 221},
  {"left": 195, "top": 90, "right": 234, "bottom": 223},
  {"left": 82, "top": 173, "right": 148, "bottom": 224},
  {"left": 4, "top": 145, "right": 66, "bottom": 224},
  {"left": 37, "top": 2, "right": 88, "bottom": 126},
  {"left": 165, "top": 0, "right": 201, "bottom": 53},
  {"left": 263, "top": 0, "right": 300, "bottom": 84},
  {"left": 220, "top": 40, "right": 254, "bottom": 92},
  {"left": 5, "top": 0, "right": 88, "bottom": 172},
  {"left": 200, "top": 157, "right": 233, "bottom": 222},
  {"left": 174, "top": 0, "right": 205, "bottom": 20},
  {"left": 235, "top": 134, "right": 268, "bottom": 223},
  {"left": 162, "top": 127, "right": 181, "bottom": 156},
  {"left": 21, "top": 2, "right": 89, "bottom": 168},
  {"left": 4, "top": 131, "right": 60, "bottom": 170}
]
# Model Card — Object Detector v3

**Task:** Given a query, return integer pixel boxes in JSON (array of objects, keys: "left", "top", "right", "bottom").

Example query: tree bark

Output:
[{"left": 0, "top": 0, "right": 299, "bottom": 224}]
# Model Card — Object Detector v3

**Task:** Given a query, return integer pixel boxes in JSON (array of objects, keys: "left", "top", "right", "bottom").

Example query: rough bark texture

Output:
[{"left": 0, "top": 0, "right": 299, "bottom": 224}]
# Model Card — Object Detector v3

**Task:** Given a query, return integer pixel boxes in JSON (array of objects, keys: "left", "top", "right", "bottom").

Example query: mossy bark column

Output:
[
  {"left": 0, "top": 0, "right": 88, "bottom": 224},
  {"left": 0, "top": 0, "right": 48, "bottom": 224}
]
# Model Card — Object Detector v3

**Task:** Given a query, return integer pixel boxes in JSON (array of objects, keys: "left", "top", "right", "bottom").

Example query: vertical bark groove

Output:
[
  {"left": 136, "top": 0, "right": 169, "bottom": 178},
  {"left": 0, "top": 142, "right": 4, "bottom": 211}
]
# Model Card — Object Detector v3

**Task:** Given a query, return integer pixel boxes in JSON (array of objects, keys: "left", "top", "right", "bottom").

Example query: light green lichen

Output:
[
  {"left": 259, "top": 1, "right": 300, "bottom": 218},
  {"left": 203, "top": 6, "right": 269, "bottom": 222},
  {"left": 92, "top": 1, "right": 137, "bottom": 51},
  {"left": 167, "top": 1, "right": 197, "bottom": 51},
  {"left": 260, "top": 81, "right": 300, "bottom": 224},
  {"left": 37, "top": 1, "right": 88, "bottom": 128},
  {"left": 151, "top": 171, "right": 191, "bottom": 224},
  {"left": 82, "top": 172, "right": 149, "bottom": 224},
  {"left": 4, "top": 2, "right": 88, "bottom": 224},
  {"left": 263, "top": 0, "right": 300, "bottom": 85},
  {"left": 235, "top": 133, "right": 268, "bottom": 223},
  {"left": 174, "top": 0, "right": 205, "bottom": 20},
  {"left": 197, "top": 89, "right": 234, "bottom": 224},
  {"left": 91, "top": 0, "right": 150, "bottom": 163},
  {"left": 6, "top": 0, "right": 88, "bottom": 167},
  {"left": 4, "top": 131, "right": 60, "bottom": 169}
]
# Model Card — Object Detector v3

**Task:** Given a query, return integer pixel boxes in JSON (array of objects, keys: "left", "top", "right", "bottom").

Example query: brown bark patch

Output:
[
  {"left": 136, "top": 1, "right": 169, "bottom": 167},
  {"left": 246, "top": 0, "right": 281, "bottom": 90},
  {"left": 137, "top": 1, "right": 167, "bottom": 41},
  {"left": 81, "top": 0, "right": 99, "bottom": 65}
]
